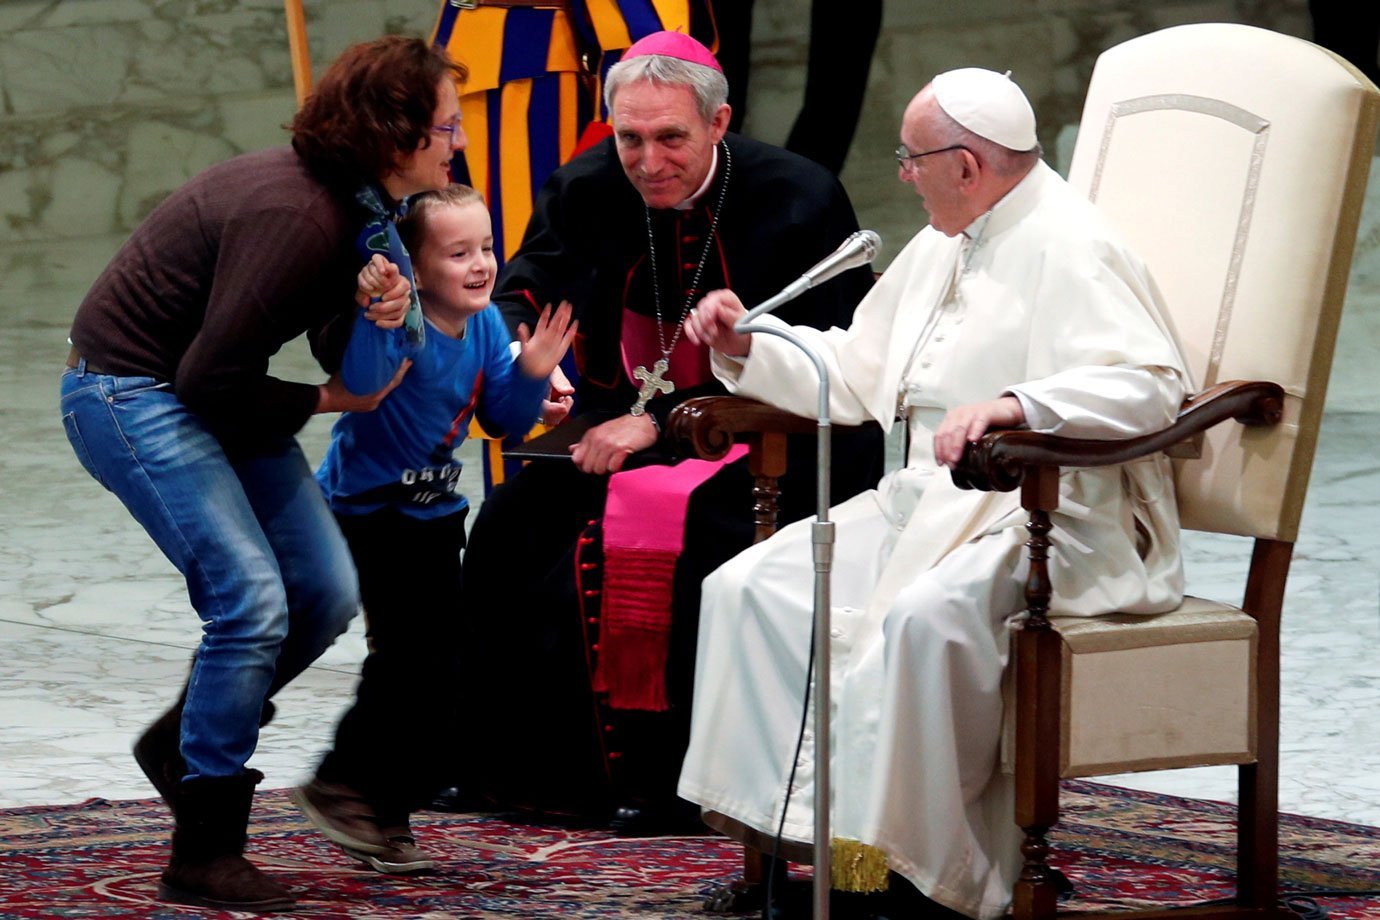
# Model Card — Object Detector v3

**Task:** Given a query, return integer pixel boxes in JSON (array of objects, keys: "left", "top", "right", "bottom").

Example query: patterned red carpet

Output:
[{"left": 1, "top": 781, "right": 1376, "bottom": 918}]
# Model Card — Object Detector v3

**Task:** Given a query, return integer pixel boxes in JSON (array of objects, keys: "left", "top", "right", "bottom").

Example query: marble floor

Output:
[{"left": 0, "top": 232, "right": 1377, "bottom": 837}]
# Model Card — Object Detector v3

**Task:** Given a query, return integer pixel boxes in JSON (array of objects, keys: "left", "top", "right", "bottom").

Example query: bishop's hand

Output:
[
  {"left": 684, "top": 289, "right": 752, "bottom": 357},
  {"left": 570, "top": 414, "right": 658, "bottom": 475}
]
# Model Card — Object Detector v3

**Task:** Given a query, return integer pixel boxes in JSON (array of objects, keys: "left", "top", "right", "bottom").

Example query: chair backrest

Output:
[{"left": 1067, "top": 23, "right": 1378, "bottom": 542}]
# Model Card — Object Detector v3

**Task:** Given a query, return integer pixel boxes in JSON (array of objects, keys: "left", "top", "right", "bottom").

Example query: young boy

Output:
[{"left": 297, "top": 185, "right": 575, "bottom": 873}]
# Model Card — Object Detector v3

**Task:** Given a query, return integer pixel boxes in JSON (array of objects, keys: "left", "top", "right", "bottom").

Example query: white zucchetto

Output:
[{"left": 931, "top": 68, "right": 1037, "bottom": 152}]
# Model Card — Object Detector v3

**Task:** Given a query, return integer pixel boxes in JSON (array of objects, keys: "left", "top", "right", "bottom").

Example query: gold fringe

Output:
[{"left": 830, "top": 838, "right": 890, "bottom": 893}]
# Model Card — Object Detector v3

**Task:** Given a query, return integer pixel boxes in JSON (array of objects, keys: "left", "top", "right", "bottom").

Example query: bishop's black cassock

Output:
[{"left": 459, "top": 133, "right": 884, "bottom": 825}]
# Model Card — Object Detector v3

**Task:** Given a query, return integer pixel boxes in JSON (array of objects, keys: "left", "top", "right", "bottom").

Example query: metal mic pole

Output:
[
  {"left": 728, "top": 227, "right": 879, "bottom": 920},
  {"left": 731, "top": 317, "right": 834, "bottom": 920}
]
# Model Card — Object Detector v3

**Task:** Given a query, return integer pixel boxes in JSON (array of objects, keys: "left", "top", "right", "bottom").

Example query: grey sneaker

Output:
[
  {"left": 342, "top": 828, "right": 435, "bottom": 875},
  {"left": 291, "top": 779, "right": 389, "bottom": 855}
]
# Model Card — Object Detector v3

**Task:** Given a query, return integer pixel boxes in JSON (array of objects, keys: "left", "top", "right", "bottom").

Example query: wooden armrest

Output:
[
  {"left": 668, "top": 395, "right": 819, "bottom": 461},
  {"left": 667, "top": 395, "right": 825, "bottom": 542},
  {"left": 951, "top": 379, "right": 1285, "bottom": 493}
]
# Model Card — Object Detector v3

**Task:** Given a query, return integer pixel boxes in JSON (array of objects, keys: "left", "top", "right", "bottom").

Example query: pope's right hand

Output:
[{"left": 684, "top": 289, "right": 752, "bottom": 357}]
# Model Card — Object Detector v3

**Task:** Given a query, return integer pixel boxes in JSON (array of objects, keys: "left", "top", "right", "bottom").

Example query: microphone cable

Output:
[{"left": 1279, "top": 888, "right": 1380, "bottom": 919}]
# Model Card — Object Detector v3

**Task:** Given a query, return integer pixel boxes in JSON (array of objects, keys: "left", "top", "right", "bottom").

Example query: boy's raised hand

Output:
[
  {"left": 515, "top": 300, "right": 578, "bottom": 381},
  {"left": 355, "top": 253, "right": 412, "bottom": 328}
]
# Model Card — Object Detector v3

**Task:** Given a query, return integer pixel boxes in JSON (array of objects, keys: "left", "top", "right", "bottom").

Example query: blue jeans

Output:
[{"left": 60, "top": 365, "right": 360, "bottom": 779}]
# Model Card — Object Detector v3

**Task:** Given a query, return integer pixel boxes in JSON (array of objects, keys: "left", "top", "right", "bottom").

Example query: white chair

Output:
[{"left": 977, "top": 23, "right": 1380, "bottom": 919}]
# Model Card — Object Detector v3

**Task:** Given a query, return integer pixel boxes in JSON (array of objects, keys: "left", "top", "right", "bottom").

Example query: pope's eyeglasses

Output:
[{"left": 895, "top": 143, "right": 968, "bottom": 172}]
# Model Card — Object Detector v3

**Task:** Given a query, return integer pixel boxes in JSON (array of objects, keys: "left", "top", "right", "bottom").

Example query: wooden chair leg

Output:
[
  {"left": 744, "top": 844, "right": 770, "bottom": 885},
  {"left": 1238, "top": 539, "right": 1288, "bottom": 911},
  {"left": 1013, "top": 476, "right": 1063, "bottom": 920},
  {"left": 1011, "top": 622, "right": 1063, "bottom": 920}
]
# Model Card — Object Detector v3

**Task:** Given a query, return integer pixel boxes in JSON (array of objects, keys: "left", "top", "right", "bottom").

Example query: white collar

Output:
[
  {"left": 961, "top": 160, "right": 1048, "bottom": 240},
  {"left": 674, "top": 144, "right": 720, "bottom": 211}
]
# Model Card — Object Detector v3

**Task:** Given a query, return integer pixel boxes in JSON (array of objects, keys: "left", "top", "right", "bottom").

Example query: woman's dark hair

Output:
[{"left": 291, "top": 35, "right": 466, "bottom": 188}]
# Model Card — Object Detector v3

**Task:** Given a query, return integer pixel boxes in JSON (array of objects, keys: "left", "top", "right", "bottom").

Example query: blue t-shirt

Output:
[{"left": 317, "top": 306, "right": 547, "bottom": 519}]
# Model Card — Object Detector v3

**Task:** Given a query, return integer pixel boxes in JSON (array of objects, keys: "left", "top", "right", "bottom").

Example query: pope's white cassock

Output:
[{"left": 677, "top": 160, "right": 1193, "bottom": 919}]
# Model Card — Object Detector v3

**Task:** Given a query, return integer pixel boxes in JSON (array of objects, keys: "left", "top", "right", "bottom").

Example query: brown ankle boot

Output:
[
  {"left": 134, "top": 680, "right": 276, "bottom": 816},
  {"left": 157, "top": 770, "right": 296, "bottom": 912},
  {"left": 133, "top": 691, "right": 186, "bottom": 810}
]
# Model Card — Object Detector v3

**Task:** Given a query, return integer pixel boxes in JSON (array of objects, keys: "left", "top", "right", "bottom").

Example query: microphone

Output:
[{"left": 739, "top": 230, "right": 882, "bottom": 325}]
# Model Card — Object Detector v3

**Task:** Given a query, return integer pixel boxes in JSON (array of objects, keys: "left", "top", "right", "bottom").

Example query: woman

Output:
[{"left": 58, "top": 35, "right": 465, "bottom": 912}]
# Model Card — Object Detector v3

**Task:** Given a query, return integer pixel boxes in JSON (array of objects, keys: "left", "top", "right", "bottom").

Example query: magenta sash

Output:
[{"left": 594, "top": 444, "right": 749, "bottom": 710}]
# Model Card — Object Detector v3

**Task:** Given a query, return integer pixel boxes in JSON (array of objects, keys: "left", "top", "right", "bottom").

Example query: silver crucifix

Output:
[{"left": 630, "top": 357, "right": 675, "bottom": 416}]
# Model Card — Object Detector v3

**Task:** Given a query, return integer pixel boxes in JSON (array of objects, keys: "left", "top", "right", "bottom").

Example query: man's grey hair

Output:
[
  {"left": 928, "top": 101, "right": 1043, "bottom": 177},
  {"left": 604, "top": 54, "right": 729, "bottom": 123}
]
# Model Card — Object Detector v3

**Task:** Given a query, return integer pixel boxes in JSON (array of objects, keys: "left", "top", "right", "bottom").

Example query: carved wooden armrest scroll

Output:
[
  {"left": 669, "top": 396, "right": 824, "bottom": 542},
  {"left": 667, "top": 395, "right": 819, "bottom": 461},
  {"left": 950, "top": 379, "right": 1285, "bottom": 493}
]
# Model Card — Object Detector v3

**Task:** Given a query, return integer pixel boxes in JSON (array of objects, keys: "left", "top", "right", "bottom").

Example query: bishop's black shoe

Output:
[
  {"left": 428, "top": 785, "right": 490, "bottom": 813},
  {"left": 608, "top": 798, "right": 708, "bottom": 837}
]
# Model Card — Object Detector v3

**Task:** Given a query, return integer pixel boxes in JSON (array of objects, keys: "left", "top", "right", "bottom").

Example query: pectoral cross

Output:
[{"left": 630, "top": 358, "right": 675, "bottom": 416}]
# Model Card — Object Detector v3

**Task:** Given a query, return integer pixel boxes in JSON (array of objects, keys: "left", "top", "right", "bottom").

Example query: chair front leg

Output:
[{"left": 1013, "top": 466, "right": 1064, "bottom": 920}]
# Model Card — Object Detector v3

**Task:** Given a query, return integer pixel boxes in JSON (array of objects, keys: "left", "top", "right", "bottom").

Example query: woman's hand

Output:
[
  {"left": 315, "top": 359, "right": 412, "bottom": 414},
  {"left": 355, "top": 254, "right": 412, "bottom": 329}
]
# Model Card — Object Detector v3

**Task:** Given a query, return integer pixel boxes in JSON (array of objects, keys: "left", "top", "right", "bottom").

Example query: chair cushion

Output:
[{"left": 1002, "top": 597, "right": 1258, "bottom": 777}]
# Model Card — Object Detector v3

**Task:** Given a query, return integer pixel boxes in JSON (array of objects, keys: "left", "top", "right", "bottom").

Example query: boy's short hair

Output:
[{"left": 398, "top": 184, "right": 486, "bottom": 252}]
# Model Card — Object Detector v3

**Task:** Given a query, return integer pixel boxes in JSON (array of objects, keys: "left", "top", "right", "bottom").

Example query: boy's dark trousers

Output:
[{"left": 316, "top": 506, "right": 468, "bottom": 826}]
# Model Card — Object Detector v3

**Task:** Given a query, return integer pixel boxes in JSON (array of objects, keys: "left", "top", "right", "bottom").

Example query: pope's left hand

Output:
[{"left": 933, "top": 396, "right": 1025, "bottom": 467}]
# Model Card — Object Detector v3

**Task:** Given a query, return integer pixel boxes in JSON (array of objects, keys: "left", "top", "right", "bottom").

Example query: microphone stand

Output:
[{"left": 733, "top": 305, "right": 835, "bottom": 920}]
